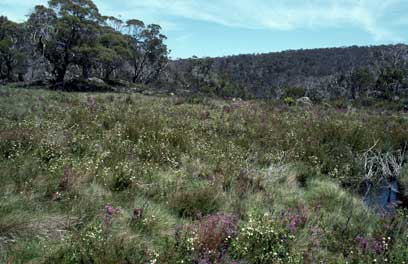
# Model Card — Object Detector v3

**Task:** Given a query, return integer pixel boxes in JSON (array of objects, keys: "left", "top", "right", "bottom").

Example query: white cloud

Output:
[
  {"left": 1, "top": 0, "right": 405, "bottom": 42},
  {"left": 95, "top": 0, "right": 405, "bottom": 42}
]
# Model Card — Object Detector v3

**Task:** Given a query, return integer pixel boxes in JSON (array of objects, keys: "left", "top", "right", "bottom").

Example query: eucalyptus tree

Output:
[
  {"left": 0, "top": 16, "right": 26, "bottom": 81},
  {"left": 126, "top": 21, "right": 168, "bottom": 84},
  {"left": 28, "top": 0, "right": 103, "bottom": 82},
  {"left": 350, "top": 68, "right": 375, "bottom": 99},
  {"left": 97, "top": 28, "right": 130, "bottom": 81},
  {"left": 125, "top": 19, "right": 145, "bottom": 83},
  {"left": 376, "top": 67, "right": 405, "bottom": 100},
  {"left": 26, "top": 5, "right": 56, "bottom": 57}
]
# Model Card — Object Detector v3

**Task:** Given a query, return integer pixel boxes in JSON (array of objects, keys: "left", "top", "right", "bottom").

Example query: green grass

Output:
[{"left": 1, "top": 85, "right": 408, "bottom": 263}]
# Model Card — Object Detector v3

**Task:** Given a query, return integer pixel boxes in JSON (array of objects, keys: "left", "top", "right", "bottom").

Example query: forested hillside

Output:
[{"left": 166, "top": 45, "right": 408, "bottom": 100}]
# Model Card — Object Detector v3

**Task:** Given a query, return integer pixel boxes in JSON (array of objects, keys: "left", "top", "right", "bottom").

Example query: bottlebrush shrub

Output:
[
  {"left": 175, "top": 214, "right": 238, "bottom": 263},
  {"left": 230, "top": 213, "right": 302, "bottom": 264}
]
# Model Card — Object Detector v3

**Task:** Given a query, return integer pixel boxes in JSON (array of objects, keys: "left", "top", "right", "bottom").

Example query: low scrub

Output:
[
  {"left": 170, "top": 183, "right": 222, "bottom": 218},
  {"left": 1, "top": 86, "right": 408, "bottom": 263}
]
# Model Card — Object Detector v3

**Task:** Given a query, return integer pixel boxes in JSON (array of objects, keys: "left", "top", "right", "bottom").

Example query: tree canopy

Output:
[
  {"left": 0, "top": 0, "right": 168, "bottom": 85},
  {"left": 0, "top": 16, "right": 26, "bottom": 81}
]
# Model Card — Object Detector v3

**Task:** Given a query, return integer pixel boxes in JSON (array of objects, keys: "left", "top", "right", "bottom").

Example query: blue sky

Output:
[{"left": 1, "top": 0, "right": 408, "bottom": 59}]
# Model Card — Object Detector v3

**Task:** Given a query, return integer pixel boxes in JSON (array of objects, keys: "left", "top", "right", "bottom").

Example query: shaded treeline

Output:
[{"left": 0, "top": 0, "right": 168, "bottom": 88}]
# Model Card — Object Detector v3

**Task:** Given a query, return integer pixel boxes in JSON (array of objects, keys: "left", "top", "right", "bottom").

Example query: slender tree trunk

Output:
[
  {"left": 82, "top": 66, "right": 89, "bottom": 79},
  {"left": 351, "top": 85, "right": 356, "bottom": 100},
  {"left": 0, "top": 58, "right": 4, "bottom": 80},
  {"left": 134, "top": 56, "right": 147, "bottom": 83},
  {"left": 132, "top": 63, "right": 138, "bottom": 83},
  {"left": 105, "top": 68, "right": 112, "bottom": 81},
  {"left": 18, "top": 73, "right": 24, "bottom": 82},
  {"left": 57, "top": 49, "right": 70, "bottom": 83},
  {"left": 6, "top": 60, "right": 13, "bottom": 82},
  {"left": 55, "top": 65, "right": 67, "bottom": 83}
]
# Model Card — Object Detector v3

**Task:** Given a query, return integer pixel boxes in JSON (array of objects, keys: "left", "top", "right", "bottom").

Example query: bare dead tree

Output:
[{"left": 361, "top": 143, "right": 406, "bottom": 203}]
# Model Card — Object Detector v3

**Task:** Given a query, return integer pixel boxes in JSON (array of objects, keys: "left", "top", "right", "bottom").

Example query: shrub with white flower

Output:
[
  {"left": 231, "top": 213, "right": 301, "bottom": 264},
  {"left": 67, "top": 222, "right": 106, "bottom": 263}
]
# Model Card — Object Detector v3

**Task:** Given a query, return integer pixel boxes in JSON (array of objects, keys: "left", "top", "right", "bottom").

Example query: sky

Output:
[{"left": 1, "top": 0, "right": 408, "bottom": 59}]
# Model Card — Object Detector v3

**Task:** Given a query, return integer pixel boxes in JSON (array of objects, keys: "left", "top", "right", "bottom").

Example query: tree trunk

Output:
[
  {"left": 6, "top": 60, "right": 13, "bottom": 82},
  {"left": 18, "top": 73, "right": 24, "bottom": 82},
  {"left": 351, "top": 85, "right": 356, "bottom": 100},
  {"left": 105, "top": 69, "right": 111, "bottom": 81},
  {"left": 55, "top": 66, "right": 67, "bottom": 83},
  {"left": 132, "top": 62, "right": 140, "bottom": 83},
  {"left": 82, "top": 66, "right": 89, "bottom": 79}
]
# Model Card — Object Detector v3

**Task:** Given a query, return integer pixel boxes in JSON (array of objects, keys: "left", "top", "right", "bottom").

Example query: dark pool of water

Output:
[{"left": 363, "top": 179, "right": 399, "bottom": 214}]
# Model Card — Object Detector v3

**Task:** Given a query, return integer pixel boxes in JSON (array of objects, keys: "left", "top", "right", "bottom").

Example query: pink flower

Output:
[
  {"left": 105, "top": 204, "right": 114, "bottom": 215},
  {"left": 356, "top": 235, "right": 369, "bottom": 250}
]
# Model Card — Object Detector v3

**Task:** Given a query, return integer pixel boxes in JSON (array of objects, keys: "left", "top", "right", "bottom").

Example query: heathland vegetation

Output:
[{"left": 1, "top": 86, "right": 408, "bottom": 263}]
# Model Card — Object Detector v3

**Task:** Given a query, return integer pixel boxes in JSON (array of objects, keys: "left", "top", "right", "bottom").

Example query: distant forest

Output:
[
  {"left": 1, "top": 0, "right": 408, "bottom": 101},
  {"left": 165, "top": 45, "right": 408, "bottom": 101}
]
